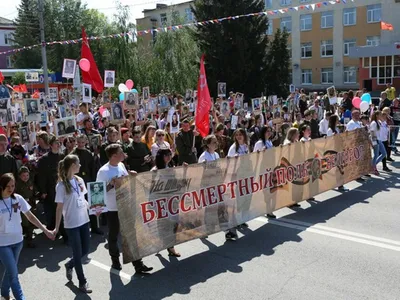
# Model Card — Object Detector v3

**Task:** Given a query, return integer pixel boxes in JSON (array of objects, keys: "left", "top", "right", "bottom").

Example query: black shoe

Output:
[
  {"left": 290, "top": 203, "right": 301, "bottom": 207},
  {"left": 91, "top": 228, "right": 104, "bottom": 235},
  {"left": 79, "top": 283, "right": 92, "bottom": 294},
  {"left": 337, "top": 186, "right": 349, "bottom": 192},
  {"left": 364, "top": 174, "right": 371, "bottom": 177},
  {"left": 111, "top": 259, "right": 122, "bottom": 271},
  {"left": 387, "top": 157, "right": 395, "bottom": 162},
  {"left": 240, "top": 222, "right": 249, "bottom": 228},
  {"left": 265, "top": 213, "right": 276, "bottom": 219},
  {"left": 307, "top": 197, "right": 315, "bottom": 201},
  {"left": 383, "top": 167, "right": 392, "bottom": 172},
  {"left": 225, "top": 232, "right": 238, "bottom": 240},
  {"left": 65, "top": 263, "right": 73, "bottom": 281},
  {"left": 135, "top": 263, "right": 153, "bottom": 274}
]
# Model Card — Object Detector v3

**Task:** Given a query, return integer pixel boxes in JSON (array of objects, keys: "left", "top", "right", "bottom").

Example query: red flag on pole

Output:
[
  {"left": 0, "top": 71, "right": 4, "bottom": 84},
  {"left": 195, "top": 54, "right": 212, "bottom": 137},
  {"left": 81, "top": 27, "right": 104, "bottom": 93}
]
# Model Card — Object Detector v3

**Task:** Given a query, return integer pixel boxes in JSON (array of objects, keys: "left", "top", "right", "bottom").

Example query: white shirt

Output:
[
  {"left": 379, "top": 121, "right": 389, "bottom": 142},
  {"left": 198, "top": 151, "right": 220, "bottom": 163},
  {"left": 346, "top": 119, "right": 362, "bottom": 131},
  {"left": 227, "top": 144, "right": 249, "bottom": 157},
  {"left": 369, "top": 121, "right": 379, "bottom": 145},
  {"left": 55, "top": 177, "right": 89, "bottom": 229},
  {"left": 96, "top": 162, "right": 128, "bottom": 212},
  {"left": 253, "top": 140, "right": 273, "bottom": 152},
  {"left": 300, "top": 137, "right": 311, "bottom": 142},
  {"left": 151, "top": 141, "right": 171, "bottom": 158},
  {"left": 326, "top": 127, "right": 338, "bottom": 137},
  {"left": 319, "top": 119, "right": 329, "bottom": 135},
  {"left": 0, "top": 194, "right": 30, "bottom": 246}
]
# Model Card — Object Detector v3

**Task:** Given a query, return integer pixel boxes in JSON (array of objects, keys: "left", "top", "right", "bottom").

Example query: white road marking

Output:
[
  {"left": 89, "top": 259, "right": 131, "bottom": 280},
  {"left": 255, "top": 217, "right": 400, "bottom": 252}
]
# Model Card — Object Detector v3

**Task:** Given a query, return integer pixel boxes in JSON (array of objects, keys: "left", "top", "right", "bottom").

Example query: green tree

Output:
[
  {"left": 191, "top": 0, "right": 269, "bottom": 98},
  {"left": 265, "top": 28, "right": 290, "bottom": 97},
  {"left": 12, "top": 72, "right": 26, "bottom": 85},
  {"left": 12, "top": 0, "right": 41, "bottom": 68}
]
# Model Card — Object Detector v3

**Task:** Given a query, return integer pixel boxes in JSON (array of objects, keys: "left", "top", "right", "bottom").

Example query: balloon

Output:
[
  {"left": 131, "top": 88, "right": 138, "bottom": 93},
  {"left": 119, "top": 92, "right": 124, "bottom": 101},
  {"left": 118, "top": 83, "right": 129, "bottom": 93},
  {"left": 79, "top": 58, "right": 91, "bottom": 72},
  {"left": 360, "top": 101, "right": 369, "bottom": 113},
  {"left": 361, "top": 93, "right": 371, "bottom": 104},
  {"left": 125, "top": 79, "right": 134, "bottom": 90},
  {"left": 352, "top": 97, "right": 361, "bottom": 109}
]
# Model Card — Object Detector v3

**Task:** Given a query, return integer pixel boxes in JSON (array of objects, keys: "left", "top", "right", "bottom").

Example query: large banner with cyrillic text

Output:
[{"left": 117, "top": 129, "right": 371, "bottom": 262}]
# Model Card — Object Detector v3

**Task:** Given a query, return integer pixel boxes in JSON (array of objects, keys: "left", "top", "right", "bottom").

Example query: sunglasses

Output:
[{"left": 157, "top": 134, "right": 165, "bottom": 137}]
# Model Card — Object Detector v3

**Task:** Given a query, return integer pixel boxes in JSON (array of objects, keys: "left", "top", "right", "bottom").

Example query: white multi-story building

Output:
[{"left": 0, "top": 17, "right": 16, "bottom": 69}]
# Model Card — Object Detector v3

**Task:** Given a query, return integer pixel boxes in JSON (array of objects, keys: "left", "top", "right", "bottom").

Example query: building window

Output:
[
  {"left": 6, "top": 56, "right": 13, "bottom": 68},
  {"left": 321, "top": 68, "right": 333, "bottom": 84},
  {"left": 367, "top": 4, "right": 381, "bottom": 23},
  {"left": 267, "top": 19, "right": 273, "bottom": 35},
  {"left": 321, "top": 11, "right": 333, "bottom": 28},
  {"left": 300, "top": 14, "right": 312, "bottom": 31},
  {"left": 301, "top": 42, "right": 312, "bottom": 58},
  {"left": 367, "top": 36, "right": 380, "bottom": 46},
  {"left": 280, "top": 0, "right": 291, "bottom": 6},
  {"left": 4, "top": 33, "right": 13, "bottom": 45},
  {"left": 287, "top": 45, "right": 292, "bottom": 59},
  {"left": 185, "top": 8, "right": 193, "bottom": 22},
  {"left": 301, "top": 69, "right": 312, "bottom": 85},
  {"left": 343, "top": 67, "right": 357, "bottom": 83},
  {"left": 160, "top": 13, "right": 167, "bottom": 25},
  {"left": 343, "top": 39, "right": 356, "bottom": 56},
  {"left": 280, "top": 17, "right": 292, "bottom": 33},
  {"left": 343, "top": 8, "right": 356, "bottom": 26},
  {"left": 321, "top": 40, "right": 333, "bottom": 57},
  {"left": 394, "top": 56, "right": 400, "bottom": 78},
  {"left": 265, "top": 0, "right": 272, "bottom": 8}
]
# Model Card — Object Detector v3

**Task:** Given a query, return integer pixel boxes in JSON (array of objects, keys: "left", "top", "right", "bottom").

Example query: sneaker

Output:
[
  {"left": 79, "top": 283, "right": 92, "bottom": 294},
  {"left": 65, "top": 263, "right": 73, "bottom": 281},
  {"left": 241, "top": 222, "right": 249, "bottom": 228},
  {"left": 111, "top": 259, "right": 122, "bottom": 271},
  {"left": 290, "top": 203, "right": 301, "bottom": 207},
  {"left": 225, "top": 231, "right": 238, "bottom": 240},
  {"left": 135, "top": 263, "right": 153, "bottom": 274},
  {"left": 265, "top": 213, "right": 276, "bottom": 219},
  {"left": 387, "top": 157, "right": 395, "bottom": 162},
  {"left": 383, "top": 167, "right": 392, "bottom": 172},
  {"left": 337, "top": 186, "right": 349, "bottom": 192}
]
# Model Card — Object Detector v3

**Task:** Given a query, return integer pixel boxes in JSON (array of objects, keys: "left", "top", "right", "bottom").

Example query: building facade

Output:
[
  {"left": 137, "top": 1, "right": 400, "bottom": 92},
  {"left": 0, "top": 17, "right": 16, "bottom": 69}
]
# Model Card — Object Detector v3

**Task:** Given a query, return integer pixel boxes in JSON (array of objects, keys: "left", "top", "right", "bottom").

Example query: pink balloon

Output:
[
  {"left": 125, "top": 79, "right": 134, "bottom": 90},
  {"left": 352, "top": 97, "right": 361, "bottom": 109},
  {"left": 79, "top": 58, "right": 91, "bottom": 72}
]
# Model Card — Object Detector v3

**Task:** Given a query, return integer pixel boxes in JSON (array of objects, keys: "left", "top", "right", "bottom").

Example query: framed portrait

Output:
[
  {"left": 55, "top": 116, "right": 76, "bottom": 137},
  {"left": 25, "top": 72, "right": 39, "bottom": 83},
  {"left": 0, "top": 85, "right": 10, "bottom": 99},
  {"left": 146, "top": 98, "right": 158, "bottom": 114},
  {"left": 193, "top": 90, "right": 197, "bottom": 101},
  {"left": 59, "top": 88, "right": 71, "bottom": 102},
  {"left": 136, "top": 104, "right": 146, "bottom": 122},
  {"left": 220, "top": 100, "right": 230, "bottom": 118},
  {"left": 158, "top": 94, "right": 170, "bottom": 110},
  {"left": 235, "top": 93, "right": 244, "bottom": 110},
  {"left": 62, "top": 59, "right": 77, "bottom": 79},
  {"left": 82, "top": 83, "right": 92, "bottom": 103},
  {"left": 231, "top": 115, "right": 239, "bottom": 130},
  {"left": 49, "top": 87, "right": 59, "bottom": 102},
  {"left": 0, "top": 98, "right": 8, "bottom": 110},
  {"left": 19, "top": 126, "right": 30, "bottom": 144},
  {"left": 252, "top": 98, "right": 261, "bottom": 112},
  {"left": 88, "top": 134, "right": 101, "bottom": 150},
  {"left": 102, "top": 90, "right": 110, "bottom": 103},
  {"left": 0, "top": 110, "right": 7, "bottom": 125},
  {"left": 87, "top": 181, "right": 107, "bottom": 215},
  {"left": 185, "top": 89, "right": 193, "bottom": 101},
  {"left": 111, "top": 103, "right": 124, "bottom": 123},
  {"left": 217, "top": 82, "right": 226, "bottom": 98},
  {"left": 58, "top": 104, "right": 67, "bottom": 118},
  {"left": 188, "top": 100, "right": 195, "bottom": 113},
  {"left": 24, "top": 98, "right": 41, "bottom": 122},
  {"left": 124, "top": 92, "right": 138, "bottom": 109},
  {"left": 327, "top": 86, "right": 337, "bottom": 105},
  {"left": 182, "top": 105, "right": 189, "bottom": 116},
  {"left": 104, "top": 70, "right": 115, "bottom": 88},
  {"left": 142, "top": 87, "right": 150, "bottom": 101},
  {"left": 170, "top": 112, "right": 180, "bottom": 134},
  {"left": 39, "top": 111, "right": 49, "bottom": 127}
]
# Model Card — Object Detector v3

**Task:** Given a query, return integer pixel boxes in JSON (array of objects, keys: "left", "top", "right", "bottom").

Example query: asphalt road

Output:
[{"left": 3, "top": 158, "right": 400, "bottom": 300}]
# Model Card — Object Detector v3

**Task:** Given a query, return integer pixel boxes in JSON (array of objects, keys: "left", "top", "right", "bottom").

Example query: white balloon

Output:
[
  {"left": 118, "top": 83, "right": 129, "bottom": 93},
  {"left": 360, "top": 101, "right": 369, "bottom": 113}
]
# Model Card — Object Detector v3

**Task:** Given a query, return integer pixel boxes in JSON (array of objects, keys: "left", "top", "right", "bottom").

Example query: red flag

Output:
[
  {"left": 0, "top": 71, "right": 4, "bottom": 84},
  {"left": 195, "top": 54, "right": 212, "bottom": 137},
  {"left": 381, "top": 21, "right": 394, "bottom": 31},
  {"left": 81, "top": 27, "right": 104, "bottom": 93}
]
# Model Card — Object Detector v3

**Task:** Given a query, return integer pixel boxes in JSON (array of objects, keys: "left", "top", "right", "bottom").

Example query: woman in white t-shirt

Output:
[
  {"left": 253, "top": 126, "right": 273, "bottom": 152},
  {"left": 326, "top": 115, "right": 340, "bottom": 137},
  {"left": 198, "top": 135, "right": 220, "bottom": 163},
  {"left": 151, "top": 129, "right": 173, "bottom": 158},
  {"left": 0, "top": 173, "right": 54, "bottom": 300},
  {"left": 299, "top": 125, "right": 311, "bottom": 142},
  {"left": 54, "top": 155, "right": 92, "bottom": 294},
  {"left": 370, "top": 111, "right": 388, "bottom": 174},
  {"left": 283, "top": 127, "right": 299, "bottom": 145}
]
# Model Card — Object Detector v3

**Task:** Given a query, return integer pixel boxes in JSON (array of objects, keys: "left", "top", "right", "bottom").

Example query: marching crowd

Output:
[{"left": 0, "top": 83, "right": 399, "bottom": 299}]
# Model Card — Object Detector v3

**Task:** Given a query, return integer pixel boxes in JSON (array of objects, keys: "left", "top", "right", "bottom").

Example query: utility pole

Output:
[{"left": 38, "top": 0, "right": 49, "bottom": 96}]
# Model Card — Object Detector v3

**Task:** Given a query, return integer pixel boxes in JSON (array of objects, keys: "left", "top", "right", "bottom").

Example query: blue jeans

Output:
[
  {"left": 373, "top": 140, "right": 387, "bottom": 166},
  {"left": 0, "top": 241, "right": 24, "bottom": 300},
  {"left": 65, "top": 223, "right": 90, "bottom": 285},
  {"left": 390, "top": 126, "right": 399, "bottom": 150}
]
